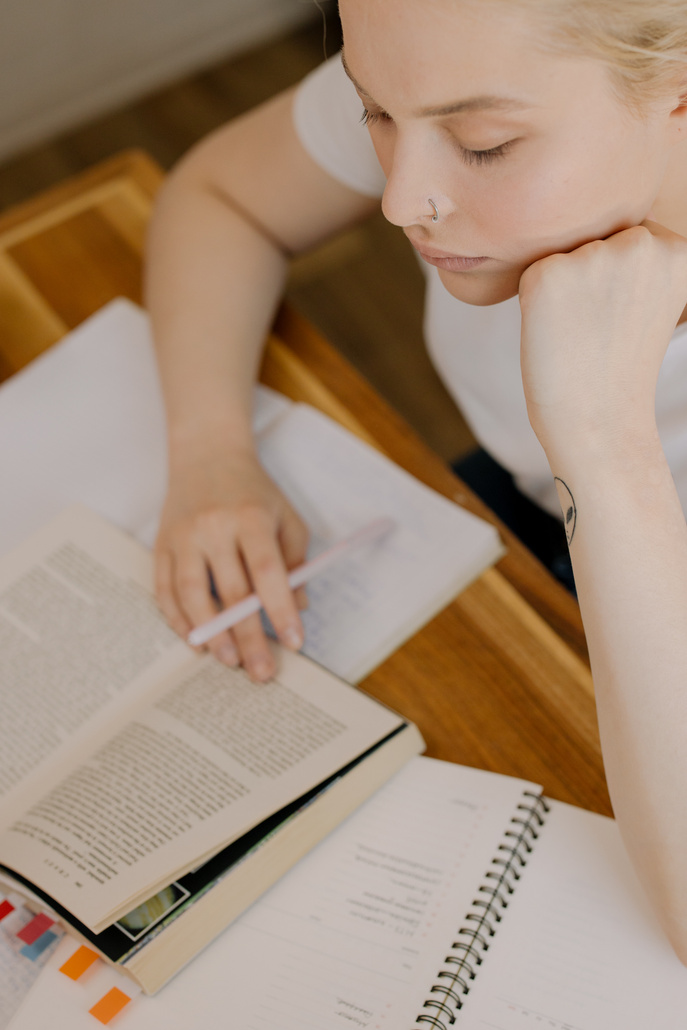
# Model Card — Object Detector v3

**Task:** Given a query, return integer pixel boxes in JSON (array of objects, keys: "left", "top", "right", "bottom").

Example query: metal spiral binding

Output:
[{"left": 414, "top": 791, "right": 550, "bottom": 1028}]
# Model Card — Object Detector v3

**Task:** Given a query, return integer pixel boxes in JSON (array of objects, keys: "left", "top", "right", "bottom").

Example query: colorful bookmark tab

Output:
[
  {"left": 89, "top": 987, "right": 132, "bottom": 1025},
  {"left": 17, "top": 912, "right": 55, "bottom": 945},
  {"left": 21, "top": 928, "right": 58, "bottom": 961},
  {"left": 59, "top": 944, "right": 100, "bottom": 981},
  {"left": 0, "top": 899, "right": 15, "bottom": 921}
]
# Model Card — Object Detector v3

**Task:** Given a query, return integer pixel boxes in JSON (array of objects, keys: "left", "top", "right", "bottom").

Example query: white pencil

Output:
[{"left": 187, "top": 516, "right": 396, "bottom": 647}]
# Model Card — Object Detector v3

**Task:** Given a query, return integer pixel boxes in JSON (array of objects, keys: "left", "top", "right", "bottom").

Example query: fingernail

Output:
[
  {"left": 251, "top": 658, "right": 274, "bottom": 682},
  {"left": 218, "top": 641, "right": 239, "bottom": 666},
  {"left": 282, "top": 625, "right": 303, "bottom": 651}
]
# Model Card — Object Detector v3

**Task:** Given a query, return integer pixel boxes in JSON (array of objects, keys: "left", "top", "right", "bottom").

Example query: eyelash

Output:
[
  {"left": 360, "top": 107, "right": 514, "bottom": 166},
  {"left": 360, "top": 107, "right": 391, "bottom": 127}
]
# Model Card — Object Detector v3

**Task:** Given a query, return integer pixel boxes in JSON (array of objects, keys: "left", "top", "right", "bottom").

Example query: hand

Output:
[
  {"left": 519, "top": 221, "right": 687, "bottom": 459},
  {"left": 154, "top": 444, "right": 309, "bottom": 681}
]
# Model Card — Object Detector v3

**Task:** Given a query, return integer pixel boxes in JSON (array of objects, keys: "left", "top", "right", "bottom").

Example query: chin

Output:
[{"left": 437, "top": 265, "right": 522, "bottom": 306}]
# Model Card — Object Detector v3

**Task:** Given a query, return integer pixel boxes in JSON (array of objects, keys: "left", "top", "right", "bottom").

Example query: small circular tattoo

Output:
[{"left": 554, "top": 477, "right": 577, "bottom": 545}]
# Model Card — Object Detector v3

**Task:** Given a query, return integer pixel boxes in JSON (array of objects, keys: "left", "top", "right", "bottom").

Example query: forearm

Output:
[
  {"left": 143, "top": 87, "right": 378, "bottom": 677},
  {"left": 549, "top": 430, "right": 687, "bottom": 958},
  {"left": 145, "top": 164, "right": 288, "bottom": 462}
]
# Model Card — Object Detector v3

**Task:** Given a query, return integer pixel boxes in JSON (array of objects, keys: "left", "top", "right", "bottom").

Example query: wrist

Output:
[
  {"left": 545, "top": 423, "right": 667, "bottom": 508},
  {"left": 167, "top": 415, "right": 257, "bottom": 468},
  {"left": 535, "top": 406, "right": 661, "bottom": 473}
]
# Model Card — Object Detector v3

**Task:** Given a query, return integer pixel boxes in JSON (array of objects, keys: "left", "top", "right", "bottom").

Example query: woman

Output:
[{"left": 146, "top": 0, "right": 687, "bottom": 959}]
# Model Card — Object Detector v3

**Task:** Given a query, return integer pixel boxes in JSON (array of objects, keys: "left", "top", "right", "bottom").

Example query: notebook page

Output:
[
  {"left": 9, "top": 758, "right": 538, "bottom": 1029},
  {"left": 0, "top": 894, "right": 63, "bottom": 1030},
  {"left": 457, "top": 800, "right": 687, "bottom": 1029},
  {"left": 257, "top": 405, "right": 504, "bottom": 681}
]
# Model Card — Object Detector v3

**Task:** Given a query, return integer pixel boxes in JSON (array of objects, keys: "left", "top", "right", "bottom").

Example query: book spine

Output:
[{"left": 414, "top": 791, "right": 550, "bottom": 1028}]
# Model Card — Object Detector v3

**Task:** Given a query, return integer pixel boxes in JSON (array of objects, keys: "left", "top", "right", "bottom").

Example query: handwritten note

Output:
[{"left": 257, "top": 405, "right": 502, "bottom": 680}]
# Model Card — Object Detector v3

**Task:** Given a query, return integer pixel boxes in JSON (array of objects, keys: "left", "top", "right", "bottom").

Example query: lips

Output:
[{"left": 408, "top": 238, "right": 490, "bottom": 272}]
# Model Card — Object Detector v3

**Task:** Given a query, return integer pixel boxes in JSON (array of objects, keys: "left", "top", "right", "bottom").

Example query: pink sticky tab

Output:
[{"left": 17, "top": 913, "right": 55, "bottom": 945}]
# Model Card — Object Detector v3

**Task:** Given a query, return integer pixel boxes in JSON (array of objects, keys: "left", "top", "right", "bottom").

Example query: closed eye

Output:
[
  {"left": 361, "top": 105, "right": 516, "bottom": 166},
  {"left": 360, "top": 106, "right": 392, "bottom": 126},
  {"left": 459, "top": 141, "right": 515, "bottom": 166}
]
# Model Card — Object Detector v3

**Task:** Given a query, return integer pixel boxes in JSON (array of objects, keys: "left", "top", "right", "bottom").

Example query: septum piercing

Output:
[{"left": 428, "top": 199, "right": 439, "bottom": 222}]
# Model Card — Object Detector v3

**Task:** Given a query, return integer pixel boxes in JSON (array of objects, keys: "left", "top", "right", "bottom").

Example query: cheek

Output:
[
  {"left": 483, "top": 151, "right": 598, "bottom": 231},
  {"left": 466, "top": 148, "right": 648, "bottom": 262}
]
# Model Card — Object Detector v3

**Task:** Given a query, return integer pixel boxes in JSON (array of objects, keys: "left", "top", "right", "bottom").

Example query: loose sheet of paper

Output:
[{"left": 0, "top": 299, "right": 289, "bottom": 554}]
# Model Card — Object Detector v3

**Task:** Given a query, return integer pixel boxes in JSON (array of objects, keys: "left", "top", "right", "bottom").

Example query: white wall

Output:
[{"left": 0, "top": 0, "right": 315, "bottom": 163}]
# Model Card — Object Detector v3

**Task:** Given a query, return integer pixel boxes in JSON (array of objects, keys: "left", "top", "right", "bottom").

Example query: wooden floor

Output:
[{"left": 0, "top": 15, "right": 476, "bottom": 462}]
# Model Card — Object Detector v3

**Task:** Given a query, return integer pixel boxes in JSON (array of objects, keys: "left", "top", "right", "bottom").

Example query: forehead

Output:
[{"left": 338, "top": 0, "right": 604, "bottom": 117}]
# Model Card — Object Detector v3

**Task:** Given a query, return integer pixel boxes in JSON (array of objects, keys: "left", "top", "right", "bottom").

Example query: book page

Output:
[
  {"left": 0, "top": 506, "right": 188, "bottom": 827},
  {"left": 0, "top": 648, "right": 401, "bottom": 930},
  {"left": 8, "top": 757, "right": 538, "bottom": 1030},
  {"left": 0, "top": 512, "right": 403, "bottom": 931},
  {"left": 458, "top": 800, "right": 687, "bottom": 1029},
  {"left": 257, "top": 405, "right": 504, "bottom": 681}
]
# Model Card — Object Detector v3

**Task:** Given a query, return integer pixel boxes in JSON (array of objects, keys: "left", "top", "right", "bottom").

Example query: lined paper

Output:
[
  {"left": 460, "top": 800, "right": 687, "bottom": 1030},
  {"left": 0, "top": 896, "right": 62, "bottom": 1030}
]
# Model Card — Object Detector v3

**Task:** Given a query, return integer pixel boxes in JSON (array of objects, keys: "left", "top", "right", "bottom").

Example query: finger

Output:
[
  {"left": 230, "top": 612, "right": 277, "bottom": 683},
  {"left": 209, "top": 543, "right": 277, "bottom": 681},
  {"left": 154, "top": 544, "right": 193, "bottom": 639},
  {"left": 279, "top": 511, "right": 310, "bottom": 570},
  {"left": 172, "top": 541, "right": 238, "bottom": 665},
  {"left": 279, "top": 519, "right": 310, "bottom": 612},
  {"left": 240, "top": 521, "right": 304, "bottom": 652},
  {"left": 278, "top": 507, "right": 310, "bottom": 617}
]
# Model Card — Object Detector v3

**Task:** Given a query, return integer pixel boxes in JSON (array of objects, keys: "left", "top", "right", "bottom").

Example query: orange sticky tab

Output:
[
  {"left": 60, "top": 944, "right": 100, "bottom": 981},
  {"left": 89, "top": 987, "right": 131, "bottom": 1024}
]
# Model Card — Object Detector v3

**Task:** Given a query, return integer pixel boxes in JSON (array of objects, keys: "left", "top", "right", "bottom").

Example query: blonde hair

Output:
[{"left": 487, "top": 0, "right": 687, "bottom": 107}]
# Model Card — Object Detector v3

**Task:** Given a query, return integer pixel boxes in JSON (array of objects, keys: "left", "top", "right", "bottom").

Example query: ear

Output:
[{"left": 666, "top": 76, "right": 687, "bottom": 143}]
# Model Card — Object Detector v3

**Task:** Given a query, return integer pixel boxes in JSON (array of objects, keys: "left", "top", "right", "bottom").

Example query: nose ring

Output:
[{"left": 428, "top": 199, "right": 439, "bottom": 222}]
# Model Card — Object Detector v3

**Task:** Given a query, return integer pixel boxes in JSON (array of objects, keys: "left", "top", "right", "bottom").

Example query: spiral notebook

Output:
[{"left": 10, "top": 756, "right": 687, "bottom": 1029}]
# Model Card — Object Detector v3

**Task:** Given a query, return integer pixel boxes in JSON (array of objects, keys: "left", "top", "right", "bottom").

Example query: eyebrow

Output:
[{"left": 340, "top": 48, "right": 531, "bottom": 117}]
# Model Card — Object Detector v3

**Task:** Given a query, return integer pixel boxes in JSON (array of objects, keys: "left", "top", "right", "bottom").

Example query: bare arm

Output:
[
  {"left": 519, "top": 223, "right": 687, "bottom": 961},
  {"left": 145, "top": 87, "right": 378, "bottom": 679}
]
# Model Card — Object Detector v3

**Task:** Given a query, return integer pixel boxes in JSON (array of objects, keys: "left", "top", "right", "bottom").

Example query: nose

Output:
[{"left": 381, "top": 131, "right": 451, "bottom": 228}]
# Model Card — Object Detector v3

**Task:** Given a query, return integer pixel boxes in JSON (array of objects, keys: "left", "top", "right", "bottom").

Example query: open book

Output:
[
  {"left": 0, "top": 507, "right": 424, "bottom": 993},
  {"left": 9, "top": 757, "right": 687, "bottom": 1029},
  {"left": 0, "top": 298, "right": 504, "bottom": 682}
]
